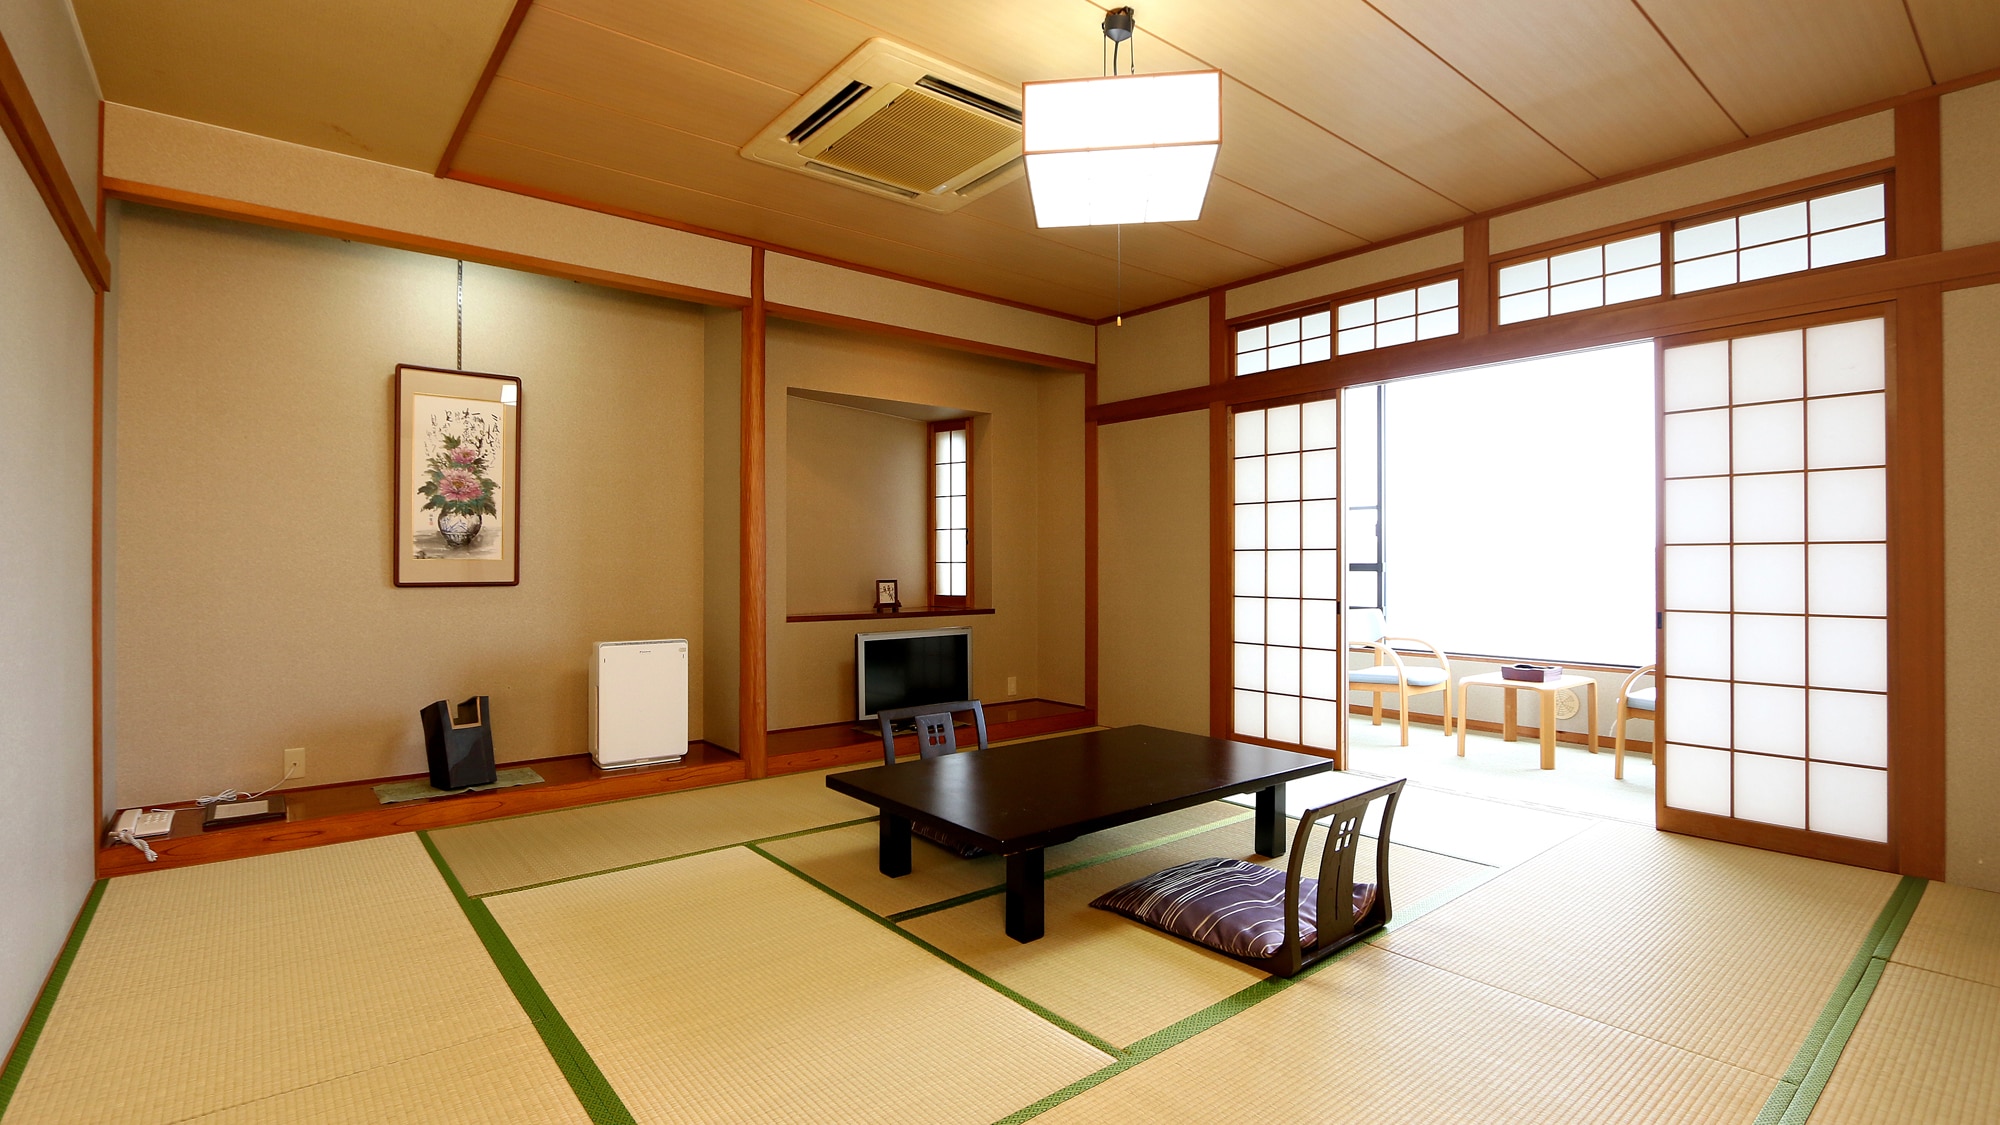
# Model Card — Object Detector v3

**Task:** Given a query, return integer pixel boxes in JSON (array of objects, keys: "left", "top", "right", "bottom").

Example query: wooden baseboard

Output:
[{"left": 1347, "top": 703, "right": 1657, "bottom": 756}]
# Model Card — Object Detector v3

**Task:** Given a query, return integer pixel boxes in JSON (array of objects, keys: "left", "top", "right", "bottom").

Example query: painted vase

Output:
[{"left": 437, "top": 510, "right": 483, "bottom": 548}]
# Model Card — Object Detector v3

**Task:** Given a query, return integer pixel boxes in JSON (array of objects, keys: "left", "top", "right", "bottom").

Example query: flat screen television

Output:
[{"left": 856, "top": 627, "right": 972, "bottom": 721}]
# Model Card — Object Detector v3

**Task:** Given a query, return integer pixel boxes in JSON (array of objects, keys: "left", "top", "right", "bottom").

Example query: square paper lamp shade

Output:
[{"left": 1023, "top": 70, "right": 1221, "bottom": 228}]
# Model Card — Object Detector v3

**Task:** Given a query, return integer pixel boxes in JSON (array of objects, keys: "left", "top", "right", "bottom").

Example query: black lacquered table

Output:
[{"left": 825, "top": 725, "right": 1337, "bottom": 942}]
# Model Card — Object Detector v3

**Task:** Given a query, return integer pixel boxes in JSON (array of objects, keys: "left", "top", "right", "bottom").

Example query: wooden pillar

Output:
[
  {"left": 1207, "top": 289, "right": 1232, "bottom": 741},
  {"left": 740, "top": 249, "right": 769, "bottom": 777},
  {"left": 1083, "top": 362, "right": 1100, "bottom": 717}
]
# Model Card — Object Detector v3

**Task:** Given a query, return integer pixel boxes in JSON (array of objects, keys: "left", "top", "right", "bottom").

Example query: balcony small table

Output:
[{"left": 1455, "top": 670, "right": 1598, "bottom": 770}]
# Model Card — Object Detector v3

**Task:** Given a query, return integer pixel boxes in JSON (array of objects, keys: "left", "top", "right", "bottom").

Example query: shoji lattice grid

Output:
[
  {"left": 1233, "top": 400, "right": 1341, "bottom": 751},
  {"left": 1236, "top": 309, "right": 1333, "bottom": 375},
  {"left": 1497, "top": 231, "right": 1663, "bottom": 325},
  {"left": 1336, "top": 280, "right": 1459, "bottom": 355},
  {"left": 933, "top": 424, "right": 968, "bottom": 598},
  {"left": 1672, "top": 183, "right": 1886, "bottom": 295},
  {"left": 1660, "top": 318, "right": 1888, "bottom": 841}
]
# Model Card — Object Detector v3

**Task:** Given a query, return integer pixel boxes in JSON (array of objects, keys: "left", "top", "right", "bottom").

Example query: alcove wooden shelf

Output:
[{"left": 785, "top": 606, "right": 996, "bottom": 623}]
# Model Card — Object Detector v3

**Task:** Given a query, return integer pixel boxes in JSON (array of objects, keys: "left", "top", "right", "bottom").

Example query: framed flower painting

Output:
[{"left": 394, "top": 365, "right": 522, "bottom": 586}]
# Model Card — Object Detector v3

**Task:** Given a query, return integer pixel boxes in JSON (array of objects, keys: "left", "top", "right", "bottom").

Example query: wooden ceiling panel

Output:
[
  {"left": 499, "top": 6, "right": 795, "bottom": 146},
  {"left": 1371, "top": 0, "right": 1745, "bottom": 175},
  {"left": 538, "top": 0, "right": 873, "bottom": 94},
  {"left": 1639, "top": 0, "right": 1932, "bottom": 134},
  {"left": 811, "top": 0, "right": 1209, "bottom": 84},
  {"left": 451, "top": 133, "right": 1177, "bottom": 316},
  {"left": 1170, "top": 177, "right": 1368, "bottom": 269},
  {"left": 74, "top": 0, "right": 516, "bottom": 170},
  {"left": 1129, "top": 0, "right": 1594, "bottom": 211},
  {"left": 1905, "top": 0, "right": 2000, "bottom": 82},
  {"left": 1210, "top": 78, "right": 1470, "bottom": 242}
]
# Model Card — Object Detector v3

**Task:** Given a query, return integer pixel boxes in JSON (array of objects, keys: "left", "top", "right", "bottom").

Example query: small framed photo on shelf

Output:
[
  {"left": 874, "top": 579, "right": 900, "bottom": 612},
  {"left": 395, "top": 365, "right": 522, "bottom": 587}
]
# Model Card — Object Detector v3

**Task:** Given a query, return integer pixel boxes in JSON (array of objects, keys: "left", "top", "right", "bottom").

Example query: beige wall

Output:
[
  {"left": 1942, "top": 83, "right": 2000, "bottom": 251},
  {"left": 0, "top": 0, "right": 101, "bottom": 1044},
  {"left": 1097, "top": 411, "right": 1209, "bottom": 734},
  {"left": 701, "top": 309, "right": 741, "bottom": 752},
  {"left": 1227, "top": 229, "right": 1463, "bottom": 319},
  {"left": 1944, "top": 283, "right": 2000, "bottom": 893},
  {"left": 110, "top": 207, "right": 711, "bottom": 804},
  {"left": 784, "top": 397, "right": 929, "bottom": 614},
  {"left": 764, "top": 318, "right": 1081, "bottom": 729},
  {"left": 1096, "top": 298, "right": 1208, "bottom": 404},
  {"left": 1037, "top": 372, "right": 1087, "bottom": 705}
]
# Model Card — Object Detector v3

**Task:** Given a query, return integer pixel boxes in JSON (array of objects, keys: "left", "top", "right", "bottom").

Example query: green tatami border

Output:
[
  {"left": 474, "top": 815, "right": 879, "bottom": 899},
  {"left": 0, "top": 879, "right": 107, "bottom": 1122},
  {"left": 1754, "top": 875, "right": 1928, "bottom": 1125},
  {"left": 418, "top": 831, "right": 637, "bottom": 1125}
]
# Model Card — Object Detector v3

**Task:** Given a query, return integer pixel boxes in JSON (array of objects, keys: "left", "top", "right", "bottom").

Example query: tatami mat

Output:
[
  {"left": 902, "top": 817, "right": 1489, "bottom": 1048},
  {"left": 2, "top": 835, "right": 581, "bottom": 1125},
  {"left": 1377, "top": 820, "right": 1898, "bottom": 1077},
  {"left": 1033, "top": 944, "right": 1773, "bottom": 1125},
  {"left": 430, "top": 768, "right": 876, "bottom": 896},
  {"left": 485, "top": 846, "right": 1110, "bottom": 1125},
  {"left": 760, "top": 800, "right": 1252, "bottom": 917},
  {"left": 1806, "top": 964, "right": 2000, "bottom": 1124},
  {"left": 1887, "top": 880, "right": 2000, "bottom": 989}
]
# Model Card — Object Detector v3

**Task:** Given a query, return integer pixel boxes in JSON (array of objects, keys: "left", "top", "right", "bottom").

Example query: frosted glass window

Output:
[
  {"left": 1732, "top": 474, "right": 1804, "bottom": 543},
  {"left": 1807, "top": 544, "right": 1887, "bottom": 617},
  {"left": 1806, "top": 395, "right": 1886, "bottom": 469},
  {"left": 1731, "top": 330, "right": 1804, "bottom": 403},
  {"left": 1734, "top": 684, "right": 1806, "bottom": 757},
  {"left": 1667, "top": 677, "right": 1733, "bottom": 748},
  {"left": 1665, "top": 546, "right": 1732, "bottom": 611},
  {"left": 1734, "top": 544, "right": 1805, "bottom": 614},
  {"left": 1665, "top": 477, "right": 1731, "bottom": 543},
  {"left": 931, "top": 422, "right": 970, "bottom": 599},
  {"left": 1735, "top": 615, "right": 1806, "bottom": 685},
  {"left": 1666, "top": 612, "right": 1732, "bottom": 681},
  {"left": 1667, "top": 744, "right": 1733, "bottom": 815},
  {"left": 1732, "top": 401, "right": 1805, "bottom": 473},
  {"left": 1809, "top": 691, "right": 1888, "bottom": 768},
  {"left": 1809, "top": 617, "right": 1888, "bottom": 693},
  {"left": 1735, "top": 753, "right": 1807, "bottom": 829},
  {"left": 1664, "top": 410, "right": 1731, "bottom": 478},
  {"left": 1808, "top": 469, "right": 1886, "bottom": 541},
  {"left": 1806, "top": 320, "right": 1886, "bottom": 396},
  {"left": 1808, "top": 762, "right": 1889, "bottom": 841},
  {"left": 1497, "top": 231, "right": 1661, "bottom": 325},
  {"left": 1336, "top": 279, "right": 1459, "bottom": 354},
  {"left": 1664, "top": 341, "right": 1730, "bottom": 411},
  {"left": 1237, "top": 309, "right": 1332, "bottom": 376},
  {"left": 1673, "top": 182, "right": 1886, "bottom": 295},
  {"left": 1234, "top": 401, "right": 1338, "bottom": 747}
]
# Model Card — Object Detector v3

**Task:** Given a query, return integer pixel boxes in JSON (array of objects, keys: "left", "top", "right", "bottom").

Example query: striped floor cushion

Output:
[{"left": 1090, "top": 856, "right": 1377, "bottom": 959}]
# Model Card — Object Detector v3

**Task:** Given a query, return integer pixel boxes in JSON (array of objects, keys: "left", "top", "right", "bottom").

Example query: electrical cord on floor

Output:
[{"left": 197, "top": 763, "right": 301, "bottom": 807}]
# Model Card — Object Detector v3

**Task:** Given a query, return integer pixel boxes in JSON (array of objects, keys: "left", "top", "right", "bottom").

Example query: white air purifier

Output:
[{"left": 591, "top": 639, "right": 689, "bottom": 769}]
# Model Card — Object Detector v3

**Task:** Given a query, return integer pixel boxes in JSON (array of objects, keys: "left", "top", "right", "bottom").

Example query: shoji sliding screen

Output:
[
  {"left": 1658, "top": 313, "right": 1891, "bottom": 858},
  {"left": 1231, "top": 399, "right": 1343, "bottom": 758}
]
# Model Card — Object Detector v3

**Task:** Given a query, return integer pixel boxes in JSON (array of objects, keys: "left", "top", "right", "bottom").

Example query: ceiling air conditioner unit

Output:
[{"left": 742, "top": 38, "right": 1024, "bottom": 213}]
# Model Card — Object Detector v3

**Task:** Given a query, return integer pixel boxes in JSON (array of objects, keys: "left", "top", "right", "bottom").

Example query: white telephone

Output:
[{"left": 110, "top": 808, "right": 172, "bottom": 863}]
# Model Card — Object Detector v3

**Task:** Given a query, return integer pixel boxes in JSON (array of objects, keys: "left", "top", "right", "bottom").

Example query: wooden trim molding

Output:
[
  {"left": 102, "top": 178, "right": 749, "bottom": 309},
  {"left": 1083, "top": 364, "right": 1100, "bottom": 713},
  {"left": 1890, "top": 286, "right": 1945, "bottom": 878},
  {"left": 1895, "top": 100, "right": 1942, "bottom": 259},
  {"left": 1207, "top": 291, "right": 1231, "bottom": 740},
  {"left": 785, "top": 606, "right": 992, "bottom": 624},
  {"left": 766, "top": 302, "right": 1094, "bottom": 372},
  {"left": 433, "top": 0, "right": 534, "bottom": 178},
  {"left": 740, "top": 248, "right": 769, "bottom": 778},
  {"left": 0, "top": 32, "right": 107, "bottom": 290}
]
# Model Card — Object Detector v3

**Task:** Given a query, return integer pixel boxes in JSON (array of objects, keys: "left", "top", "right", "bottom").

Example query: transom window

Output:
[
  {"left": 1235, "top": 309, "right": 1332, "bottom": 375},
  {"left": 1672, "top": 182, "right": 1887, "bottom": 295},
  {"left": 930, "top": 420, "right": 970, "bottom": 605},
  {"left": 1498, "top": 231, "right": 1663, "bottom": 325},
  {"left": 1337, "top": 279, "right": 1460, "bottom": 355}
]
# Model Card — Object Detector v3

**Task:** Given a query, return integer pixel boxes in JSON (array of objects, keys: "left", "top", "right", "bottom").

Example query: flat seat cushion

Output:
[
  {"left": 1349, "top": 666, "right": 1449, "bottom": 687},
  {"left": 915, "top": 820, "right": 986, "bottom": 858},
  {"left": 1090, "top": 856, "right": 1377, "bottom": 959},
  {"left": 1626, "top": 687, "right": 1656, "bottom": 711}
]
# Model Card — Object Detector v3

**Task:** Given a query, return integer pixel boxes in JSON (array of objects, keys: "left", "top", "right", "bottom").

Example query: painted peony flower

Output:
[
  {"left": 438, "top": 468, "right": 485, "bottom": 503},
  {"left": 446, "top": 446, "right": 481, "bottom": 466}
]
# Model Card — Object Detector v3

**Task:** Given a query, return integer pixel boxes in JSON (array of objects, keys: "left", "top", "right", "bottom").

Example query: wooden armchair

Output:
[
  {"left": 1091, "top": 779, "right": 1405, "bottom": 978},
  {"left": 1611, "top": 666, "right": 1655, "bottom": 780},
  {"left": 1347, "top": 609, "right": 1454, "bottom": 746}
]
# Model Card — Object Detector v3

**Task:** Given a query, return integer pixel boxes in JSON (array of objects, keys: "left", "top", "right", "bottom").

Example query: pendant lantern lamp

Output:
[{"left": 1022, "top": 7, "right": 1220, "bottom": 228}]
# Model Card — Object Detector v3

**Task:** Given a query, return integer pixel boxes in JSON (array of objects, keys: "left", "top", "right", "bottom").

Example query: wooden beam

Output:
[
  {"left": 0, "top": 31, "right": 107, "bottom": 290},
  {"left": 434, "top": 0, "right": 534, "bottom": 177},
  {"left": 1082, "top": 361, "right": 1100, "bottom": 714},
  {"left": 1896, "top": 99, "right": 1942, "bottom": 259},
  {"left": 1890, "top": 286, "right": 1946, "bottom": 879},
  {"left": 740, "top": 249, "right": 769, "bottom": 778}
]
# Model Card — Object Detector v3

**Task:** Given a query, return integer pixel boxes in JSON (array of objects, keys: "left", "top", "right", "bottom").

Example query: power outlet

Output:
[
  {"left": 282, "top": 747, "right": 306, "bottom": 781},
  {"left": 1006, "top": 676, "right": 1018, "bottom": 697}
]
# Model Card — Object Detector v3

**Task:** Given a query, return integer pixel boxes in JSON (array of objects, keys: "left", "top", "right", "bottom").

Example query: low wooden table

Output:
[
  {"left": 825, "top": 725, "right": 1336, "bottom": 942},
  {"left": 1454, "top": 670, "right": 1598, "bottom": 770}
]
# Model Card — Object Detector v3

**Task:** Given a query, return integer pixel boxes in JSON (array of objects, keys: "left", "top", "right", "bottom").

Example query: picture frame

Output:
[
  {"left": 874, "top": 578, "right": 900, "bottom": 612},
  {"left": 394, "top": 365, "right": 522, "bottom": 587}
]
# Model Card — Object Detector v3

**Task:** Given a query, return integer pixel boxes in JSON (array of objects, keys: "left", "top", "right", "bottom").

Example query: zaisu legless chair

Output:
[{"left": 874, "top": 699, "right": 989, "bottom": 856}]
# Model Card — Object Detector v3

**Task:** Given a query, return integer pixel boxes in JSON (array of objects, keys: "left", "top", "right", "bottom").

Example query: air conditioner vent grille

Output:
[
  {"left": 810, "top": 89, "right": 1018, "bottom": 194},
  {"left": 787, "top": 79, "right": 872, "bottom": 144}
]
